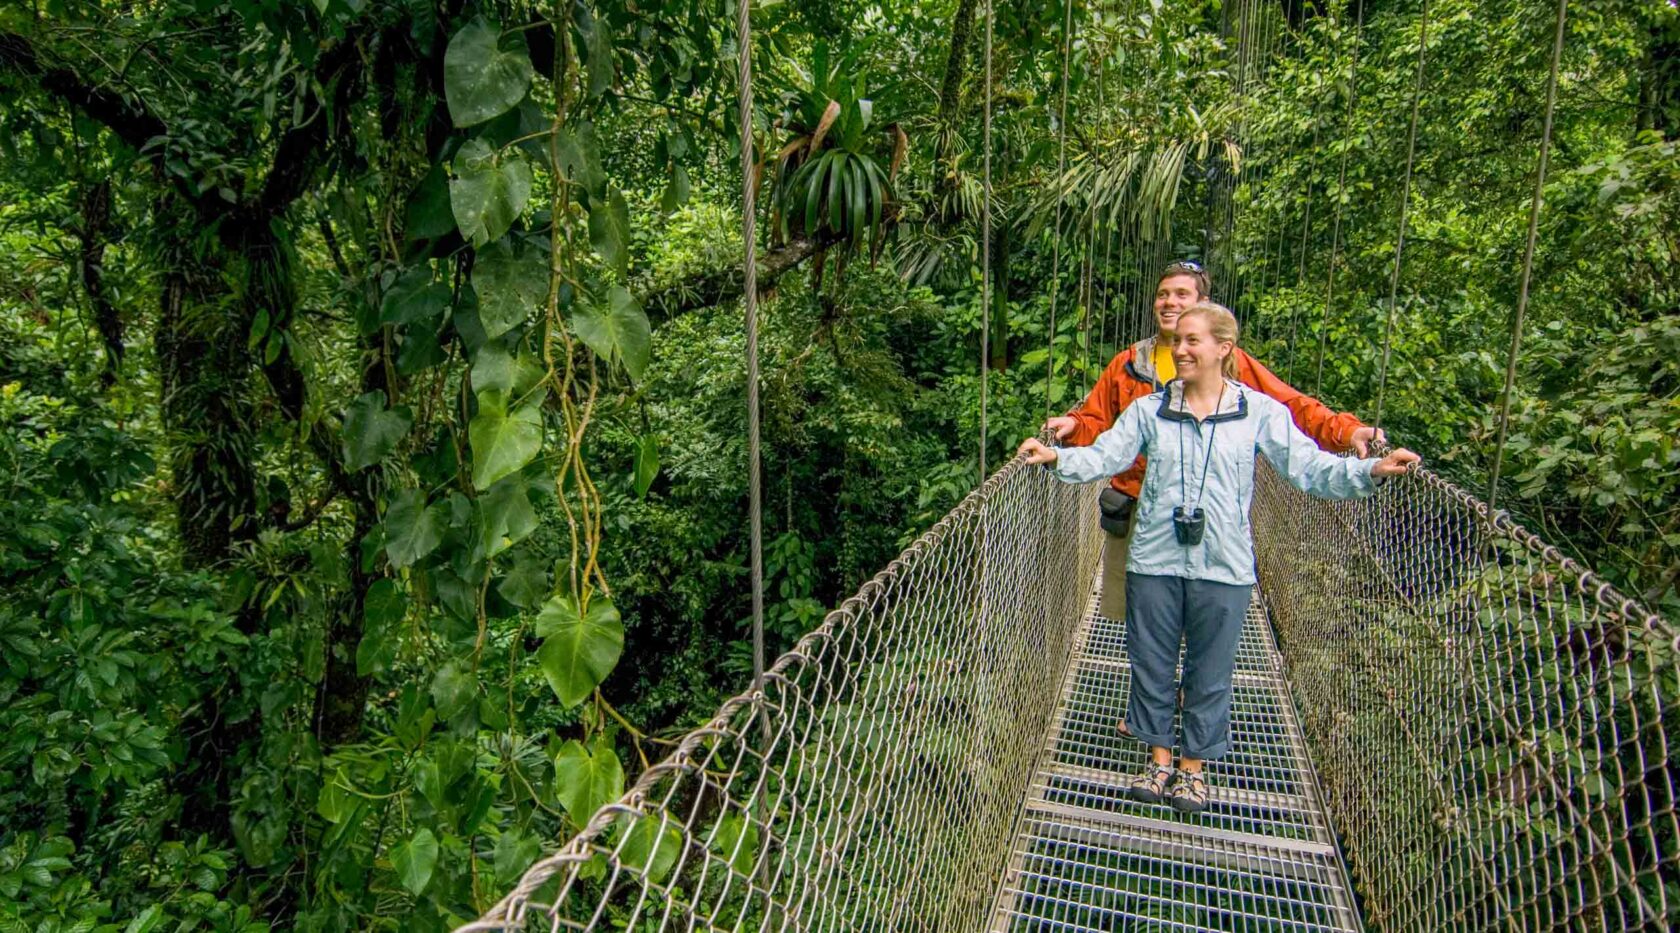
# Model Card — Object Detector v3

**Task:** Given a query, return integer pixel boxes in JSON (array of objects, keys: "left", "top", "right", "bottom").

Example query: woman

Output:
[{"left": 1019, "top": 302, "right": 1419, "bottom": 813}]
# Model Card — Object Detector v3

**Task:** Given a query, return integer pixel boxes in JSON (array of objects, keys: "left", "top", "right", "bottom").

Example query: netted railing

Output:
[
  {"left": 461, "top": 456, "right": 1101, "bottom": 931},
  {"left": 1252, "top": 461, "right": 1679, "bottom": 931}
]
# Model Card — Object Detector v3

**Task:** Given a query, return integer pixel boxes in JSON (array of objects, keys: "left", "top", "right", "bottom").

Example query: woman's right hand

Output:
[
  {"left": 1045, "top": 416, "right": 1077, "bottom": 440},
  {"left": 1371, "top": 448, "right": 1421, "bottom": 477},
  {"left": 1019, "top": 438, "right": 1058, "bottom": 465}
]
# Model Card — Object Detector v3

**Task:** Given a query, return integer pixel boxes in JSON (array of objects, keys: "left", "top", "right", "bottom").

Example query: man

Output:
[{"left": 1046, "top": 260, "right": 1384, "bottom": 621}]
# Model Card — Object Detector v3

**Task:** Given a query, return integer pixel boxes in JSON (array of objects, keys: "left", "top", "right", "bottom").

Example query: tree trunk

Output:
[
  {"left": 1637, "top": 22, "right": 1679, "bottom": 137},
  {"left": 990, "top": 214, "right": 1010, "bottom": 370},
  {"left": 936, "top": 0, "right": 979, "bottom": 130},
  {"left": 153, "top": 203, "right": 259, "bottom": 568},
  {"left": 77, "top": 179, "right": 122, "bottom": 385}
]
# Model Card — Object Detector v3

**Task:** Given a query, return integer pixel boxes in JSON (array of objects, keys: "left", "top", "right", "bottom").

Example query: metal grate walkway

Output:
[{"left": 989, "top": 558, "right": 1364, "bottom": 932}]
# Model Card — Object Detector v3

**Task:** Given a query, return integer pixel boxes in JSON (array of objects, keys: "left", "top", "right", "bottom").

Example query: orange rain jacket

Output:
[{"left": 1065, "top": 336, "right": 1367, "bottom": 498}]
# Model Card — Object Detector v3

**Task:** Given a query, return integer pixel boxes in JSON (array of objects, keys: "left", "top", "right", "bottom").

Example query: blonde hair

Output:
[{"left": 1175, "top": 301, "right": 1240, "bottom": 379}]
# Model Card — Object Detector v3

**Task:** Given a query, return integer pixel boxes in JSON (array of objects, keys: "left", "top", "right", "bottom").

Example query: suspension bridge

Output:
[
  {"left": 456, "top": 0, "right": 1675, "bottom": 927},
  {"left": 458, "top": 446, "right": 1674, "bottom": 931}
]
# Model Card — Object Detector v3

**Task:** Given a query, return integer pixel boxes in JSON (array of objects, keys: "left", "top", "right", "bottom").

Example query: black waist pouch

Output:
[{"left": 1098, "top": 488, "right": 1136, "bottom": 537}]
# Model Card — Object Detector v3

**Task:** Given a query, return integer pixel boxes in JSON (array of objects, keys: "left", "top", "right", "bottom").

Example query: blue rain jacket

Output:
[{"left": 1051, "top": 379, "right": 1381, "bottom": 586}]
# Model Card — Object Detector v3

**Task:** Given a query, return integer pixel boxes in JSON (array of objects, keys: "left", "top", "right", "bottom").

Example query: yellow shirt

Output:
[{"left": 1151, "top": 341, "right": 1176, "bottom": 385}]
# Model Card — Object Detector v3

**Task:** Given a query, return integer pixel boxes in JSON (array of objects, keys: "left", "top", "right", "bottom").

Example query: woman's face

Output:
[{"left": 1170, "top": 314, "right": 1231, "bottom": 380}]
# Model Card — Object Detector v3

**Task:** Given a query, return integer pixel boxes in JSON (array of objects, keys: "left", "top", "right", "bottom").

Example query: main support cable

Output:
[
  {"left": 1487, "top": 0, "right": 1568, "bottom": 513},
  {"left": 979, "top": 0, "right": 994, "bottom": 480},
  {"left": 735, "top": 0, "right": 764, "bottom": 693},
  {"left": 1372, "top": 0, "right": 1431, "bottom": 430}
]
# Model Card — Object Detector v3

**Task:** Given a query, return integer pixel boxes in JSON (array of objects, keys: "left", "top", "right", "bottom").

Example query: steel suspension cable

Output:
[
  {"left": 1316, "top": 0, "right": 1366, "bottom": 395},
  {"left": 1372, "top": 0, "right": 1431, "bottom": 431},
  {"left": 979, "top": 0, "right": 993, "bottom": 479},
  {"left": 1284, "top": 113, "right": 1321, "bottom": 382},
  {"left": 734, "top": 0, "right": 764, "bottom": 694},
  {"left": 1045, "top": 0, "right": 1075, "bottom": 416},
  {"left": 1488, "top": 0, "right": 1568, "bottom": 513}
]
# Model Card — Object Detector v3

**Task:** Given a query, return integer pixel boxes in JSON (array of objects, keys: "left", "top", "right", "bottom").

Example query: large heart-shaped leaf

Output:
[
  {"left": 450, "top": 139, "right": 532, "bottom": 248},
  {"left": 443, "top": 17, "right": 533, "bottom": 127},
  {"left": 496, "top": 555, "right": 549, "bottom": 610},
  {"left": 535, "top": 594, "right": 623, "bottom": 707},
  {"left": 356, "top": 579, "right": 406, "bottom": 676},
  {"left": 472, "top": 237, "right": 548, "bottom": 339},
  {"left": 391, "top": 828, "right": 439, "bottom": 896},
  {"left": 552, "top": 123, "right": 605, "bottom": 200},
  {"left": 586, "top": 188, "right": 631, "bottom": 275},
  {"left": 430, "top": 662, "right": 474, "bottom": 720},
  {"left": 618, "top": 818, "right": 681, "bottom": 883},
  {"left": 342, "top": 392, "right": 413, "bottom": 472},
  {"left": 553, "top": 737, "right": 624, "bottom": 827},
  {"left": 404, "top": 166, "right": 457, "bottom": 240},
  {"left": 469, "top": 389, "right": 543, "bottom": 491},
  {"left": 380, "top": 267, "right": 451, "bottom": 328},
  {"left": 572, "top": 286, "right": 650, "bottom": 381},
  {"left": 383, "top": 488, "right": 446, "bottom": 568},
  {"left": 477, "top": 474, "right": 536, "bottom": 560}
]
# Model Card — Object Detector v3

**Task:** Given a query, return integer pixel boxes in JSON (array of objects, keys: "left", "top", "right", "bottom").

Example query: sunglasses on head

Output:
[{"left": 1164, "top": 260, "right": 1205, "bottom": 275}]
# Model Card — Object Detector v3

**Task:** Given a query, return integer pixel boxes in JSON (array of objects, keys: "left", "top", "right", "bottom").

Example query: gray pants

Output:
[{"left": 1123, "top": 572, "right": 1253, "bottom": 760}]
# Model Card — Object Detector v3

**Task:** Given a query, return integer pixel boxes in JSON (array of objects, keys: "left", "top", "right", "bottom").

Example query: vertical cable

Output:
[
  {"left": 735, "top": 0, "right": 764, "bottom": 693},
  {"left": 1045, "top": 0, "right": 1075, "bottom": 415},
  {"left": 1489, "top": 0, "right": 1568, "bottom": 512},
  {"left": 1317, "top": 0, "right": 1366, "bottom": 395},
  {"left": 979, "top": 0, "right": 993, "bottom": 480},
  {"left": 1373, "top": 0, "right": 1431, "bottom": 430}
]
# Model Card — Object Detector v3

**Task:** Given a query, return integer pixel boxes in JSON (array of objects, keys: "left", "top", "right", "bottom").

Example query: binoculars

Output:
[{"left": 1172, "top": 505, "right": 1207, "bottom": 546}]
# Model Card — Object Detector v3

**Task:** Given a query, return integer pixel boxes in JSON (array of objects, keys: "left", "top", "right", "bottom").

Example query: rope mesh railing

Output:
[
  {"left": 1252, "top": 460, "right": 1679, "bottom": 931},
  {"left": 460, "top": 454, "right": 1102, "bottom": 932},
  {"left": 463, "top": 439, "right": 1676, "bottom": 932}
]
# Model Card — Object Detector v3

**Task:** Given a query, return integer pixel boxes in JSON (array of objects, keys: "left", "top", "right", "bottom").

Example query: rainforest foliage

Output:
[{"left": 0, "top": 0, "right": 1675, "bottom": 929}]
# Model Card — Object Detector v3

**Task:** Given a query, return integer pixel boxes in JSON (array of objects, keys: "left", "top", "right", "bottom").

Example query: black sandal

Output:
[
  {"left": 1169, "top": 769, "right": 1210, "bottom": 814},
  {"left": 1128, "top": 763, "right": 1175, "bottom": 804}
]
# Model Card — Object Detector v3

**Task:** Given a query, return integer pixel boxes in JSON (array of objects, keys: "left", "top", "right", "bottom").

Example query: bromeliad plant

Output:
[{"left": 768, "top": 45, "right": 906, "bottom": 278}]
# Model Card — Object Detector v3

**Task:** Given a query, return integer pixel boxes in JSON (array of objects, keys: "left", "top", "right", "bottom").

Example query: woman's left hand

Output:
[{"left": 1371, "top": 448, "right": 1420, "bottom": 477}]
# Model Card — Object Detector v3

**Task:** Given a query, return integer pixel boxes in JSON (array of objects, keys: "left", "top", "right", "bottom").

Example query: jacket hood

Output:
[
  {"left": 1124, "top": 336, "right": 1167, "bottom": 389},
  {"left": 1157, "top": 378, "right": 1249, "bottom": 424}
]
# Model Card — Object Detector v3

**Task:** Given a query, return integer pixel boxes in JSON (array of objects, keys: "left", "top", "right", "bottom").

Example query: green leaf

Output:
[
  {"left": 391, "top": 828, "right": 439, "bottom": 896},
  {"left": 315, "top": 777, "right": 354, "bottom": 825},
  {"left": 586, "top": 188, "right": 632, "bottom": 275},
  {"left": 357, "top": 580, "right": 405, "bottom": 676},
  {"left": 396, "top": 322, "right": 448, "bottom": 375},
  {"left": 478, "top": 474, "right": 536, "bottom": 560},
  {"left": 551, "top": 123, "right": 606, "bottom": 199},
  {"left": 633, "top": 435, "right": 659, "bottom": 498},
  {"left": 572, "top": 286, "right": 651, "bottom": 381},
  {"left": 364, "top": 579, "right": 406, "bottom": 628},
  {"left": 496, "top": 555, "right": 549, "bottom": 610},
  {"left": 619, "top": 818, "right": 680, "bottom": 883},
  {"left": 342, "top": 392, "right": 413, "bottom": 472},
  {"left": 469, "top": 389, "right": 543, "bottom": 491},
  {"left": 430, "top": 662, "right": 474, "bottom": 720},
  {"left": 381, "top": 267, "right": 451, "bottom": 328},
  {"left": 384, "top": 489, "right": 446, "bottom": 568},
  {"left": 405, "top": 166, "right": 458, "bottom": 240},
  {"left": 711, "top": 812, "right": 760, "bottom": 875},
  {"left": 472, "top": 237, "right": 548, "bottom": 339},
  {"left": 660, "top": 164, "right": 690, "bottom": 212},
  {"left": 535, "top": 594, "right": 624, "bottom": 707},
  {"left": 450, "top": 138, "right": 532, "bottom": 248},
  {"left": 124, "top": 904, "right": 164, "bottom": 933},
  {"left": 443, "top": 17, "right": 533, "bottom": 127},
  {"left": 553, "top": 737, "right": 624, "bottom": 826}
]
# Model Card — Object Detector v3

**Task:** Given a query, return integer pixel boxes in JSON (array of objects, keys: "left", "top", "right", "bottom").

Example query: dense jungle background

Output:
[{"left": 1, "top": 0, "right": 1676, "bottom": 929}]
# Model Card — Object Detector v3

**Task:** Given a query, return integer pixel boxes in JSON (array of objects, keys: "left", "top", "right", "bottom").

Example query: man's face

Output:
[{"left": 1153, "top": 274, "right": 1201, "bottom": 335}]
